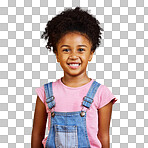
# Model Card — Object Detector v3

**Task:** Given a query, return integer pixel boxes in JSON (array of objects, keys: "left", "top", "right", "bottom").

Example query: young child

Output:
[{"left": 31, "top": 7, "right": 117, "bottom": 148}]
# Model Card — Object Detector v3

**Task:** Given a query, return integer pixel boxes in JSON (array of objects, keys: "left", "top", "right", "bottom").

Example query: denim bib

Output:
[{"left": 44, "top": 80, "right": 101, "bottom": 148}]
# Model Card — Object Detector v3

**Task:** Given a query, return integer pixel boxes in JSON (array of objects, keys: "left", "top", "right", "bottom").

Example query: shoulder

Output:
[
  {"left": 92, "top": 80, "right": 105, "bottom": 94},
  {"left": 35, "top": 79, "right": 60, "bottom": 104},
  {"left": 44, "top": 79, "right": 60, "bottom": 87},
  {"left": 35, "top": 85, "right": 46, "bottom": 104},
  {"left": 93, "top": 80, "right": 112, "bottom": 95},
  {"left": 93, "top": 81, "right": 117, "bottom": 109}
]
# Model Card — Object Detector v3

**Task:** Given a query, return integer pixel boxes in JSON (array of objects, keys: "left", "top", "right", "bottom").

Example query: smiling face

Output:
[{"left": 56, "top": 32, "right": 94, "bottom": 78}]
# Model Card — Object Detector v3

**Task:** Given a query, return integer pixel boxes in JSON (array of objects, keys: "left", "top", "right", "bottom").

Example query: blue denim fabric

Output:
[
  {"left": 44, "top": 82, "right": 55, "bottom": 109},
  {"left": 55, "top": 124, "right": 78, "bottom": 147},
  {"left": 44, "top": 81, "right": 101, "bottom": 148},
  {"left": 82, "top": 81, "right": 101, "bottom": 108},
  {"left": 46, "top": 111, "right": 89, "bottom": 148}
]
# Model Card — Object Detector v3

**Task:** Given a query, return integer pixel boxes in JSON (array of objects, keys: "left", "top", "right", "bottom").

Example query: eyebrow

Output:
[{"left": 60, "top": 45, "right": 88, "bottom": 48}]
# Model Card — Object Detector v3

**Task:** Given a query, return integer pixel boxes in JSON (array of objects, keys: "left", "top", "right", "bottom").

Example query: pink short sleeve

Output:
[
  {"left": 35, "top": 85, "right": 46, "bottom": 104},
  {"left": 98, "top": 85, "right": 117, "bottom": 109}
]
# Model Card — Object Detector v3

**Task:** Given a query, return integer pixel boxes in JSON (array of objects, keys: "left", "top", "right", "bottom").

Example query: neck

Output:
[{"left": 61, "top": 72, "right": 91, "bottom": 87}]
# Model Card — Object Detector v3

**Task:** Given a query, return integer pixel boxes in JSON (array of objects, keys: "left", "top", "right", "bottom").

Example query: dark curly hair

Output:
[{"left": 41, "top": 7, "right": 103, "bottom": 54}]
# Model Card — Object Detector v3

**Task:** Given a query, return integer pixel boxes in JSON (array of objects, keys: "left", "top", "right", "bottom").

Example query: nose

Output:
[{"left": 69, "top": 50, "right": 78, "bottom": 59}]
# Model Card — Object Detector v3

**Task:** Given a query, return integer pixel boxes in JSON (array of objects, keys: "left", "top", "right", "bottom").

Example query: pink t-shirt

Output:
[{"left": 35, "top": 78, "right": 117, "bottom": 148}]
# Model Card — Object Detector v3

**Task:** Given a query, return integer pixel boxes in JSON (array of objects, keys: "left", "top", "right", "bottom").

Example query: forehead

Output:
[{"left": 57, "top": 32, "right": 92, "bottom": 46}]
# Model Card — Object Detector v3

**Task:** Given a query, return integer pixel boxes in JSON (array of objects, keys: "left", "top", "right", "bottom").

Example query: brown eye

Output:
[
  {"left": 78, "top": 48, "right": 85, "bottom": 52},
  {"left": 63, "top": 49, "right": 70, "bottom": 52}
]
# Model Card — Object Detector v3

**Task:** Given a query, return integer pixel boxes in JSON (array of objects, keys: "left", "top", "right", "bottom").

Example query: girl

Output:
[{"left": 31, "top": 7, "right": 117, "bottom": 148}]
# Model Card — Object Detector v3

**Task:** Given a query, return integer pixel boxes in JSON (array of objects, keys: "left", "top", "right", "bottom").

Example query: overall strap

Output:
[
  {"left": 82, "top": 81, "right": 101, "bottom": 109},
  {"left": 44, "top": 82, "right": 55, "bottom": 109}
]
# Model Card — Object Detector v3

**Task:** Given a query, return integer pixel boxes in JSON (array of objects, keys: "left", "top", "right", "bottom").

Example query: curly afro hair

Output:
[{"left": 41, "top": 7, "right": 103, "bottom": 54}]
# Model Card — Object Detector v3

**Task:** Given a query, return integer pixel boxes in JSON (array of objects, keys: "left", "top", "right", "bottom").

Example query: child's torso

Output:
[{"left": 43, "top": 78, "right": 102, "bottom": 148}]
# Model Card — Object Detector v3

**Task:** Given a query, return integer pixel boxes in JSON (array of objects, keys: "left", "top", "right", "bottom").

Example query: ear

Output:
[{"left": 88, "top": 51, "right": 94, "bottom": 62}]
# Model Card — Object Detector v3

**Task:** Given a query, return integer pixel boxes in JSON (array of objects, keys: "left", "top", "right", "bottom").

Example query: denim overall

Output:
[{"left": 44, "top": 81, "right": 101, "bottom": 148}]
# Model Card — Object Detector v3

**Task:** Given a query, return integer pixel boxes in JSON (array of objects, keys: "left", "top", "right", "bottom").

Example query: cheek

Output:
[
  {"left": 81, "top": 54, "right": 90, "bottom": 60},
  {"left": 59, "top": 55, "right": 68, "bottom": 63}
]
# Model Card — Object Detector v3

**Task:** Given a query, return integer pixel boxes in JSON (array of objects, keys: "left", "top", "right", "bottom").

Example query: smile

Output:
[{"left": 67, "top": 63, "right": 81, "bottom": 69}]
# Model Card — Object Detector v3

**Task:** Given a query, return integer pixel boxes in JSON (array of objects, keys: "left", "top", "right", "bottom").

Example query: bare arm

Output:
[
  {"left": 31, "top": 96, "right": 48, "bottom": 148},
  {"left": 97, "top": 100, "right": 113, "bottom": 148}
]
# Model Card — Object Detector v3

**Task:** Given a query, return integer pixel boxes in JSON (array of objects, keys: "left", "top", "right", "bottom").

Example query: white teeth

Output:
[{"left": 69, "top": 64, "right": 79, "bottom": 66}]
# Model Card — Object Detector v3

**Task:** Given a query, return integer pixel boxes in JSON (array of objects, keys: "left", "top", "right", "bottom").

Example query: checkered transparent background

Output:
[{"left": 0, "top": 0, "right": 148, "bottom": 147}]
